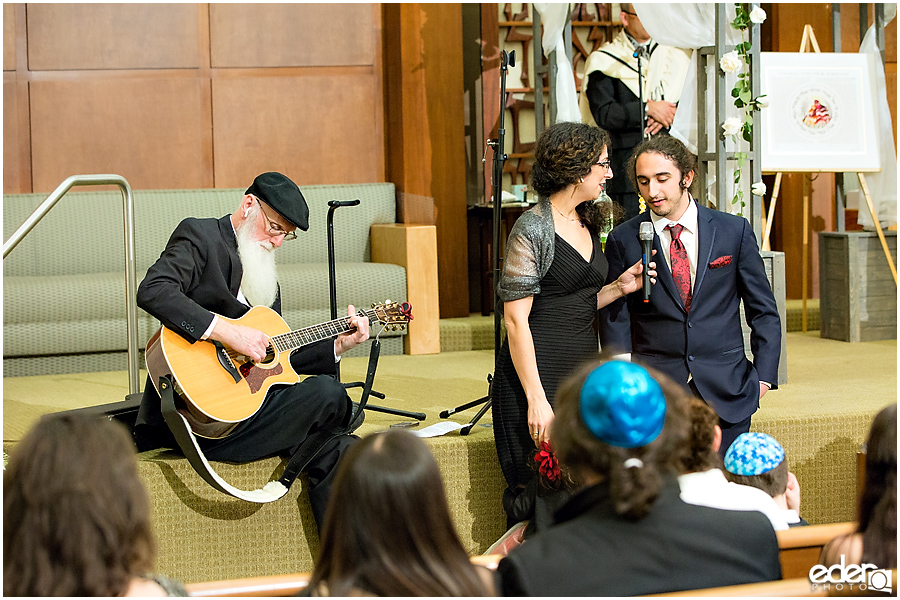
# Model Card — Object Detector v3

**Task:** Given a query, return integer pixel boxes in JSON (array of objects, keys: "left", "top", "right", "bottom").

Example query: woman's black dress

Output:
[{"left": 492, "top": 230, "right": 608, "bottom": 530}]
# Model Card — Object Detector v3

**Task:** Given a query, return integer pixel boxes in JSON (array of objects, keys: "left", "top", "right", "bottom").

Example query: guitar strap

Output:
[{"left": 158, "top": 338, "right": 381, "bottom": 503}]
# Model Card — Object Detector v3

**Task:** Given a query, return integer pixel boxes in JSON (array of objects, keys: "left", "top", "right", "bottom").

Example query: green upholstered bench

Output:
[{"left": 3, "top": 183, "right": 407, "bottom": 377}]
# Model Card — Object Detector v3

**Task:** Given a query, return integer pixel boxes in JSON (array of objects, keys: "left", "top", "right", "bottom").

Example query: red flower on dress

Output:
[{"left": 534, "top": 441, "right": 561, "bottom": 483}]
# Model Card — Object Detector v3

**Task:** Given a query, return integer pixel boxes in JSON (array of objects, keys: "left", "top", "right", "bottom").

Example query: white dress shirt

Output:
[
  {"left": 649, "top": 194, "right": 699, "bottom": 291},
  {"left": 678, "top": 468, "right": 790, "bottom": 531}
]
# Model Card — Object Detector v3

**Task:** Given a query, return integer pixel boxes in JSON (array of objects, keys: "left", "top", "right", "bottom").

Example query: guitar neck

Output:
[{"left": 270, "top": 309, "right": 378, "bottom": 353}]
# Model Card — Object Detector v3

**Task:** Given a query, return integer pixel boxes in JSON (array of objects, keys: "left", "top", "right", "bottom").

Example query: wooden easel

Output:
[{"left": 760, "top": 25, "right": 897, "bottom": 332}]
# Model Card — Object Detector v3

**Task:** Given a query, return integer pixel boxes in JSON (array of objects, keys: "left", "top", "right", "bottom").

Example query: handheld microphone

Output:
[{"left": 639, "top": 221, "right": 654, "bottom": 303}]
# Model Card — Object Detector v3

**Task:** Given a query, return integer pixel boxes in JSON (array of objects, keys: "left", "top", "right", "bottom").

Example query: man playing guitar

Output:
[{"left": 134, "top": 172, "right": 368, "bottom": 529}]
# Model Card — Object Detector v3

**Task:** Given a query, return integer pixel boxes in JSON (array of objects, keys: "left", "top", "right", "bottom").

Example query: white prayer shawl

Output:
[{"left": 579, "top": 29, "right": 692, "bottom": 128}]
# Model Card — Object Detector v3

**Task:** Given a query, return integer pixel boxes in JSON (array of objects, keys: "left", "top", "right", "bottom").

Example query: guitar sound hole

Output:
[{"left": 260, "top": 345, "right": 276, "bottom": 365}]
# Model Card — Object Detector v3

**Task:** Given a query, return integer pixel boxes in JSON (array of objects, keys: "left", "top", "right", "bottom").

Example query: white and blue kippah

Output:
[{"left": 724, "top": 432, "right": 785, "bottom": 476}]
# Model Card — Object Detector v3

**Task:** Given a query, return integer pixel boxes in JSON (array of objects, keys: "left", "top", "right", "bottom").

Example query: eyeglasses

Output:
[
  {"left": 595, "top": 159, "right": 612, "bottom": 172},
  {"left": 256, "top": 199, "right": 297, "bottom": 241},
  {"left": 622, "top": 10, "right": 638, "bottom": 16}
]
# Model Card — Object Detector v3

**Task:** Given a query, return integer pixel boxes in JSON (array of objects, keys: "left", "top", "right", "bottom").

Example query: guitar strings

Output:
[{"left": 227, "top": 305, "right": 403, "bottom": 363}]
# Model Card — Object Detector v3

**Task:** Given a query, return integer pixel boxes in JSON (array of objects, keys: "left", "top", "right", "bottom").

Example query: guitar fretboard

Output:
[{"left": 270, "top": 309, "right": 379, "bottom": 353}]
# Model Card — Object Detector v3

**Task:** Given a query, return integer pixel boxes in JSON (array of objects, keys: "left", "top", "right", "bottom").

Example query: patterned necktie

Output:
[{"left": 666, "top": 224, "right": 692, "bottom": 312}]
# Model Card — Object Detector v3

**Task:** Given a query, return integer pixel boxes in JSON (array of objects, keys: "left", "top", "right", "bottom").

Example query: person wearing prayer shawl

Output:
[{"left": 579, "top": 3, "right": 692, "bottom": 221}]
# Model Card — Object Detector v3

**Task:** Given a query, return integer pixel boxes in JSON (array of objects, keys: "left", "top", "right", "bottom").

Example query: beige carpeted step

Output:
[{"left": 440, "top": 300, "right": 821, "bottom": 353}]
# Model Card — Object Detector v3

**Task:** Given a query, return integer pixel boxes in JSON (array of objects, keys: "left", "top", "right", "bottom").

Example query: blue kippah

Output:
[
  {"left": 724, "top": 432, "right": 785, "bottom": 476},
  {"left": 579, "top": 361, "right": 666, "bottom": 449}
]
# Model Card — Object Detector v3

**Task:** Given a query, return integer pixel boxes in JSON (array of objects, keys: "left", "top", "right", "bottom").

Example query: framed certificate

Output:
[{"left": 759, "top": 52, "right": 881, "bottom": 173}]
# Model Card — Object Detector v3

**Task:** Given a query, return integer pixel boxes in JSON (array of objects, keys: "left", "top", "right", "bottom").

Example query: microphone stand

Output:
[
  {"left": 439, "top": 49, "right": 515, "bottom": 435},
  {"left": 326, "top": 200, "right": 425, "bottom": 422},
  {"left": 634, "top": 45, "right": 648, "bottom": 141}
]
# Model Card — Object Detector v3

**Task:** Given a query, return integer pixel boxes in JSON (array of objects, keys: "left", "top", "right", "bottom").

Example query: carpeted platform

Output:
[
  {"left": 3, "top": 328, "right": 894, "bottom": 583},
  {"left": 438, "top": 299, "right": 821, "bottom": 352}
]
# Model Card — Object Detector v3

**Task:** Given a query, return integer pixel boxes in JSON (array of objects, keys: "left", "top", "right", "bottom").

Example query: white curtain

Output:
[
  {"left": 634, "top": 3, "right": 742, "bottom": 155},
  {"left": 856, "top": 15, "right": 897, "bottom": 229},
  {"left": 635, "top": 3, "right": 743, "bottom": 211},
  {"left": 534, "top": 3, "right": 581, "bottom": 123}
]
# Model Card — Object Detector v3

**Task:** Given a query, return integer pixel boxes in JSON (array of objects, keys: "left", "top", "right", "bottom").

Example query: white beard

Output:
[{"left": 235, "top": 215, "right": 279, "bottom": 308}]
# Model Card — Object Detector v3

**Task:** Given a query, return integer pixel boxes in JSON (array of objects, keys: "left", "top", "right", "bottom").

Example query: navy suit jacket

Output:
[{"left": 599, "top": 202, "right": 781, "bottom": 423}]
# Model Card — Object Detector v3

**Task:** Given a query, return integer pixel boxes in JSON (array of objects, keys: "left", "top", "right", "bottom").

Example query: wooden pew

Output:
[
  {"left": 185, "top": 554, "right": 503, "bottom": 597},
  {"left": 188, "top": 521, "right": 856, "bottom": 598},
  {"left": 653, "top": 576, "right": 826, "bottom": 597},
  {"left": 186, "top": 572, "right": 310, "bottom": 598},
  {"left": 778, "top": 522, "right": 857, "bottom": 580},
  {"left": 655, "top": 570, "right": 897, "bottom": 597}
]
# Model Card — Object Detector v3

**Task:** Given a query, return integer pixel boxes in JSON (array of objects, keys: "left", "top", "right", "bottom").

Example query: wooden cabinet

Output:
[{"left": 819, "top": 231, "right": 897, "bottom": 342}]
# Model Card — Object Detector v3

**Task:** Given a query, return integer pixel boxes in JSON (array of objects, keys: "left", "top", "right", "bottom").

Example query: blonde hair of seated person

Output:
[
  {"left": 4, "top": 413, "right": 171, "bottom": 597},
  {"left": 307, "top": 430, "right": 493, "bottom": 596}
]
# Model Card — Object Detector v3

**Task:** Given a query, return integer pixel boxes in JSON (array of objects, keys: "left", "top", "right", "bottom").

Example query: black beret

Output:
[{"left": 245, "top": 172, "right": 309, "bottom": 231}]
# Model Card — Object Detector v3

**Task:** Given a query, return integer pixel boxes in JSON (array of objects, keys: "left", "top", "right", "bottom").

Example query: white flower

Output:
[
  {"left": 722, "top": 117, "right": 743, "bottom": 137},
  {"left": 754, "top": 95, "right": 769, "bottom": 109},
  {"left": 720, "top": 50, "right": 742, "bottom": 74},
  {"left": 751, "top": 181, "right": 767, "bottom": 196},
  {"left": 749, "top": 7, "right": 767, "bottom": 24}
]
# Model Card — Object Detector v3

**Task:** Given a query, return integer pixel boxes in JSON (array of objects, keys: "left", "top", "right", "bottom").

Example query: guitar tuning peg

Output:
[
  {"left": 386, "top": 299, "right": 392, "bottom": 304},
  {"left": 371, "top": 303, "right": 376, "bottom": 308}
]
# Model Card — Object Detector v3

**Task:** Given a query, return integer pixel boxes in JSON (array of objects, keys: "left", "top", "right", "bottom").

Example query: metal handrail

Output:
[{"left": 3, "top": 174, "right": 140, "bottom": 396}]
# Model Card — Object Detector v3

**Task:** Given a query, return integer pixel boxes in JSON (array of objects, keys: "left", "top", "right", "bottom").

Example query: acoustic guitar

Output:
[{"left": 145, "top": 301, "right": 413, "bottom": 439}]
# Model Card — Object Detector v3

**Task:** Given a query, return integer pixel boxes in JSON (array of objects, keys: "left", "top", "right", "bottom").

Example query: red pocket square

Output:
[{"left": 709, "top": 255, "right": 732, "bottom": 269}]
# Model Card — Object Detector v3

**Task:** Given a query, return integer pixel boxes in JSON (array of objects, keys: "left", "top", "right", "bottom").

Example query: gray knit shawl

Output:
[{"left": 497, "top": 197, "right": 556, "bottom": 303}]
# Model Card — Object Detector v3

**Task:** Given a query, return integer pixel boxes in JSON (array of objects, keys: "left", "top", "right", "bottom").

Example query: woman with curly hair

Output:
[
  {"left": 305, "top": 430, "right": 494, "bottom": 596},
  {"left": 492, "top": 121, "right": 655, "bottom": 537},
  {"left": 4, "top": 413, "right": 185, "bottom": 597},
  {"left": 819, "top": 403, "right": 897, "bottom": 571}
]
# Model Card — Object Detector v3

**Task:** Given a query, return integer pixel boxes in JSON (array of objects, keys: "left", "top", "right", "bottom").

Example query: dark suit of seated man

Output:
[{"left": 133, "top": 172, "right": 368, "bottom": 529}]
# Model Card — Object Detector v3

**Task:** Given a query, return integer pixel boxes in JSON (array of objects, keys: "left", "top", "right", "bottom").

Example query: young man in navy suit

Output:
[{"left": 599, "top": 135, "right": 781, "bottom": 454}]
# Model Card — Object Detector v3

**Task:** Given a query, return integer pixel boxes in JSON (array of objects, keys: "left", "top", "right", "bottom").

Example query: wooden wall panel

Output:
[
  {"left": 26, "top": 3, "right": 199, "bottom": 70},
  {"left": 210, "top": 3, "right": 374, "bottom": 68},
  {"left": 5, "top": 3, "right": 386, "bottom": 196},
  {"left": 29, "top": 79, "right": 206, "bottom": 192},
  {"left": 4, "top": 81, "right": 21, "bottom": 191},
  {"left": 212, "top": 74, "right": 381, "bottom": 187},
  {"left": 4, "top": 4, "right": 15, "bottom": 71},
  {"left": 421, "top": 5, "right": 469, "bottom": 318},
  {"left": 383, "top": 4, "right": 469, "bottom": 317}
]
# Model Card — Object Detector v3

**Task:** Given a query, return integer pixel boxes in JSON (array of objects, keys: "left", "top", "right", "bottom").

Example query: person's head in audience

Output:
[
  {"left": 724, "top": 432, "right": 787, "bottom": 494},
  {"left": 307, "top": 429, "right": 492, "bottom": 596},
  {"left": 4, "top": 413, "right": 168, "bottom": 597},
  {"left": 553, "top": 360, "right": 690, "bottom": 519},
  {"left": 680, "top": 398, "right": 725, "bottom": 474},
  {"left": 858, "top": 403, "right": 896, "bottom": 569}
]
